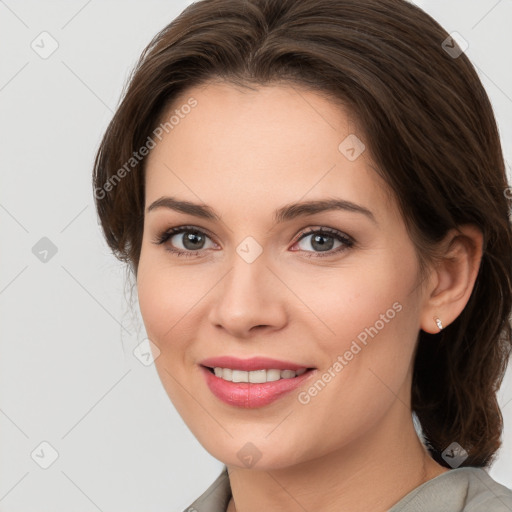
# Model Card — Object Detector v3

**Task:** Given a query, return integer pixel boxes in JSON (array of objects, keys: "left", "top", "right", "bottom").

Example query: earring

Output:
[{"left": 434, "top": 317, "right": 443, "bottom": 331}]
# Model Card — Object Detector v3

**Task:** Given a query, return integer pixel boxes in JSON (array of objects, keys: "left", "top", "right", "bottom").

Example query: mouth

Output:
[
  {"left": 198, "top": 357, "right": 318, "bottom": 408},
  {"left": 202, "top": 365, "right": 316, "bottom": 383}
]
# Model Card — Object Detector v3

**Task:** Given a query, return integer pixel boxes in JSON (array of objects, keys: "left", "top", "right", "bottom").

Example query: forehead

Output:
[{"left": 144, "top": 81, "right": 396, "bottom": 223}]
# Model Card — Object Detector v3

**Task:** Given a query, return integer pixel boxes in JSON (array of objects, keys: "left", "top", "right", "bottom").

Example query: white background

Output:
[{"left": 0, "top": 1, "right": 511, "bottom": 510}]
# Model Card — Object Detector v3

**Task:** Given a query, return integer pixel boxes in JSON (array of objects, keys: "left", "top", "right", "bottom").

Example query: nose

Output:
[{"left": 207, "top": 253, "right": 288, "bottom": 339}]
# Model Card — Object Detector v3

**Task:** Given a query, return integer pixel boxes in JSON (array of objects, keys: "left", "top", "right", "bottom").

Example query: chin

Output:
[{"left": 196, "top": 434, "right": 310, "bottom": 471}]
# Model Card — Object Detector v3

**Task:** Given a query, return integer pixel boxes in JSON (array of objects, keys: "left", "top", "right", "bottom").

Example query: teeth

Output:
[
  {"left": 232, "top": 370, "right": 248, "bottom": 383},
  {"left": 266, "top": 369, "right": 281, "bottom": 382},
  {"left": 212, "top": 367, "right": 308, "bottom": 383}
]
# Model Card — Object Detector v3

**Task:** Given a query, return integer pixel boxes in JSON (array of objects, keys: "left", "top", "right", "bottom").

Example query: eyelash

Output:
[{"left": 152, "top": 225, "right": 355, "bottom": 258}]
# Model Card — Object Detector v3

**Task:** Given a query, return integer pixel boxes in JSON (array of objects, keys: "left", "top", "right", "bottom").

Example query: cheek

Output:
[
  {"left": 136, "top": 258, "right": 201, "bottom": 407},
  {"left": 289, "top": 250, "right": 417, "bottom": 350},
  {"left": 303, "top": 245, "right": 421, "bottom": 393},
  {"left": 136, "top": 248, "right": 186, "bottom": 349},
  {"left": 136, "top": 251, "right": 216, "bottom": 357}
]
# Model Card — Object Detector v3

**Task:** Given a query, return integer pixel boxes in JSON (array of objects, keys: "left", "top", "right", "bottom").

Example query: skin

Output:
[{"left": 136, "top": 81, "right": 483, "bottom": 512}]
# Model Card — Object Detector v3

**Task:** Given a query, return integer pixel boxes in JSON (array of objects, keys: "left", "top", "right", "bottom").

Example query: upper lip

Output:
[{"left": 200, "top": 356, "right": 313, "bottom": 372}]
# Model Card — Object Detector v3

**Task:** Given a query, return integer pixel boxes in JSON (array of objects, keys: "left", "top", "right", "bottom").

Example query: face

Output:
[{"left": 137, "top": 81, "right": 429, "bottom": 469}]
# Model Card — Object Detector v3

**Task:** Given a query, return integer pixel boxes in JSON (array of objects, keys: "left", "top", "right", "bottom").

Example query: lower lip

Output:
[{"left": 200, "top": 366, "right": 316, "bottom": 408}]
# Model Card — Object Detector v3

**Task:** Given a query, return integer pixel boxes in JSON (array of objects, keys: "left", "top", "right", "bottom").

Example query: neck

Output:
[{"left": 225, "top": 403, "right": 449, "bottom": 512}]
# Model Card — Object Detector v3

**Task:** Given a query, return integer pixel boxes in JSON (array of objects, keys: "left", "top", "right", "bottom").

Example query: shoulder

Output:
[
  {"left": 389, "top": 467, "right": 512, "bottom": 512},
  {"left": 181, "top": 466, "right": 231, "bottom": 512},
  {"left": 462, "top": 468, "right": 512, "bottom": 512}
]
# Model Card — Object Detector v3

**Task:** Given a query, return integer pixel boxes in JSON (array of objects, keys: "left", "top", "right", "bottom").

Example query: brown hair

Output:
[{"left": 93, "top": 0, "right": 512, "bottom": 468}]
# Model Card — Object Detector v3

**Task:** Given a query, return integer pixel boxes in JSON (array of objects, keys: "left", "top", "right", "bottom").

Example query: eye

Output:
[
  {"left": 152, "top": 225, "right": 355, "bottom": 258},
  {"left": 291, "top": 227, "right": 354, "bottom": 257},
  {"left": 152, "top": 226, "right": 217, "bottom": 257}
]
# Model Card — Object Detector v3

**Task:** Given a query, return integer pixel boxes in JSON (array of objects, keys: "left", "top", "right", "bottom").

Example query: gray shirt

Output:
[{"left": 183, "top": 466, "right": 512, "bottom": 511}]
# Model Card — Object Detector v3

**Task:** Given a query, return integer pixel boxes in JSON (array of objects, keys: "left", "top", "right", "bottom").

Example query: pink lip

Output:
[
  {"left": 199, "top": 360, "right": 317, "bottom": 409},
  {"left": 199, "top": 356, "right": 311, "bottom": 371}
]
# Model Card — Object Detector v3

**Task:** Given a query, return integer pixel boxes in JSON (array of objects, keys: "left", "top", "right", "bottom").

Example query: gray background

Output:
[{"left": 0, "top": 1, "right": 511, "bottom": 510}]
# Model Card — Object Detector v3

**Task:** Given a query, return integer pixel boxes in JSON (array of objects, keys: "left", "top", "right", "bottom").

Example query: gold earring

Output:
[{"left": 434, "top": 317, "right": 443, "bottom": 331}]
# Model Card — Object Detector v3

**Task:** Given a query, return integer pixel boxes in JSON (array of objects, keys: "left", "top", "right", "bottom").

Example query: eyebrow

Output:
[{"left": 146, "top": 196, "right": 377, "bottom": 224}]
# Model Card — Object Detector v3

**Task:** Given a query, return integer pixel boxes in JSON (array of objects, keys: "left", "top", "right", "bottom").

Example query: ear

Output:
[{"left": 420, "top": 224, "right": 484, "bottom": 334}]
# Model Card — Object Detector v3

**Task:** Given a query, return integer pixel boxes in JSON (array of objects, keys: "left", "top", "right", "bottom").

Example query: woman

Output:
[{"left": 92, "top": 0, "right": 512, "bottom": 510}]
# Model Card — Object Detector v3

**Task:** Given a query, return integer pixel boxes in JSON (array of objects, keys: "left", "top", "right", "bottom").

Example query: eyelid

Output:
[
  {"left": 152, "top": 224, "right": 214, "bottom": 240},
  {"left": 294, "top": 226, "right": 353, "bottom": 243},
  {"left": 152, "top": 225, "right": 219, "bottom": 248}
]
